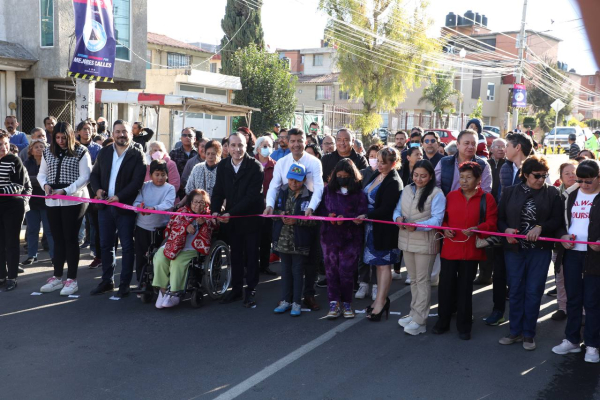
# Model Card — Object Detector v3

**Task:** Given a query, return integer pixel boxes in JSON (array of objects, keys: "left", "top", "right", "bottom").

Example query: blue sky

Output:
[{"left": 148, "top": 0, "right": 598, "bottom": 75}]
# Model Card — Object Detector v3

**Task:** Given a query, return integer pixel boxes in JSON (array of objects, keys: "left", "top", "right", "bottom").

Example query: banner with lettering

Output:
[
  {"left": 512, "top": 83, "right": 527, "bottom": 108},
  {"left": 67, "top": 0, "right": 116, "bottom": 82}
]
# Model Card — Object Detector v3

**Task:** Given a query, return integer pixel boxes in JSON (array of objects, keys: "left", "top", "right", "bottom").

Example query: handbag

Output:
[{"left": 475, "top": 194, "right": 501, "bottom": 248}]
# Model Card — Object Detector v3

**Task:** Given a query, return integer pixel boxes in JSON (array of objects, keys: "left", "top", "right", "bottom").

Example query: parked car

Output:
[
  {"left": 543, "top": 126, "right": 586, "bottom": 148},
  {"left": 425, "top": 129, "right": 459, "bottom": 144},
  {"left": 483, "top": 126, "right": 500, "bottom": 135},
  {"left": 483, "top": 130, "right": 499, "bottom": 148},
  {"left": 378, "top": 128, "right": 391, "bottom": 142}
]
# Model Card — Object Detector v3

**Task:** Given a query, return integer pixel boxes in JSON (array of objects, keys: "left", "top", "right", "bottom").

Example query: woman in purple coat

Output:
[{"left": 318, "top": 159, "right": 368, "bottom": 319}]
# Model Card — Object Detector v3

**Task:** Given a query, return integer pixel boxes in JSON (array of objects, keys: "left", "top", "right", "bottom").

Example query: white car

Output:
[
  {"left": 483, "top": 126, "right": 500, "bottom": 135},
  {"left": 543, "top": 126, "right": 586, "bottom": 148}
]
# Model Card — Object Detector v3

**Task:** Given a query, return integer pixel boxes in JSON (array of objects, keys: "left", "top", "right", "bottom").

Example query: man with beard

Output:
[{"left": 4, "top": 116, "right": 28, "bottom": 151}]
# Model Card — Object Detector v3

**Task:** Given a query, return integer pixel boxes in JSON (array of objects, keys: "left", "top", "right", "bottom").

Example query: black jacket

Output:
[
  {"left": 366, "top": 169, "right": 403, "bottom": 251},
  {"left": 497, "top": 183, "right": 563, "bottom": 251},
  {"left": 556, "top": 187, "right": 600, "bottom": 276},
  {"left": 132, "top": 129, "right": 154, "bottom": 152},
  {"left": 321, "top": 149, "right": 367, "bottom": 183},
  {"left": 210, "top": 154, "right": 264, "bottom": 234},
  {"left": 487, "top": 157, "right": 506, "bottom": 203},
  {"left": 423, "top": 151, "right": 443, "bottom": 168},
  {"left": 90, "top": 143, "right": 147, "bottom": 214}
]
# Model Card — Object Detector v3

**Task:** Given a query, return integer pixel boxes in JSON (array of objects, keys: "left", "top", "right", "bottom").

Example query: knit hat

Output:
[
  {"left": 287, "top": 163, "right": 307, "bottom": 181},
  {"left": 466, "top": 118, "right": 483, "bottom": 134}
]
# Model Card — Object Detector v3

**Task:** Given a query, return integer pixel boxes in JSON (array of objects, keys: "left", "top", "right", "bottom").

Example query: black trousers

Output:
[
  {"left": 490, "top": 246, "right": 507, "bottom": 313},
  {"left": 230, "top": 231, "right": 260, "bottom": 294},
  {"left": 47, "top": 203, "right": 87, "bottom": 280},
  {"left": 438, "top": 258, "right": 478, "bottom": 334},
  {"left": 134, "top": 226, "right": 153, "bottom": 282},
  {"left": 87, "top": 205, "right": 101, "bottom": 257},
  {"left": 304, "top": 223, "right": 322, "bottom": 297},
  {"left": 0, "top": 200, "right": 25, "bottom": 280},
  {"left": 259, "top": 218, "right": 273, "bottom": 270}
]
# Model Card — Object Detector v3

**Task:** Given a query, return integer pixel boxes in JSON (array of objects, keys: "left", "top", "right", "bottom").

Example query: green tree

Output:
[
  {"left": 220, "top": 0, "right": 265, "bottom": 75},
  {"left": 319, "top": 0, "right": 440, "bottom": 137},
  {"left": 418, "top": 72, "right": 461, "bottom": 128},
  {"left": 522, "top": 116, "right": 536, "bottom": 129},
  {"left": 527, "top": 61, "right": 573, "bottom": 131},
  {"left": 469, "top": 98, "right": 483, "bottom": 120},
  {"left": 229, "top": 44, "right": 297, "bottom": 135}
]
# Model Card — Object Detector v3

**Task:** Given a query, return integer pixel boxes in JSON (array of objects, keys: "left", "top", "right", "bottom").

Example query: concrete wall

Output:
[
  {"left": 303, "top": 53, "right": 337, "bottom": 75},
  {"left": 148, "top": 46, "right": 210, "bottom": 72}
]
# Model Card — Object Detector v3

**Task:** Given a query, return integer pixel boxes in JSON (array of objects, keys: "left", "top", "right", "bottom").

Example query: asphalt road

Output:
[{"left": 2, "top": 241, "right": 599, "bottom": 400}]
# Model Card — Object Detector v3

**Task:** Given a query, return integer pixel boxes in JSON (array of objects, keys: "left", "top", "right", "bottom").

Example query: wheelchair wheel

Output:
[
  {"left": 202, "top": 240, "right": 232, "bottom": 300},
  {"left": 190, "top": 289, "right": 204, "bottom": 308}
]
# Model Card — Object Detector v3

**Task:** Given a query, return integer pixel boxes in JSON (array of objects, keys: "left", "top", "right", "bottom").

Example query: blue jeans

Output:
[
  {"left": 25, "top": 209, "right": 54, "bottom": 259},
  {"left": 505, "top": 248, "right": 552, "bottom": 338},
  {"left": 99, "top": 207, "right": 136, "bottom": 287},
  {"left": 563, "top": 250, "right": 600, "bottom": 347}
]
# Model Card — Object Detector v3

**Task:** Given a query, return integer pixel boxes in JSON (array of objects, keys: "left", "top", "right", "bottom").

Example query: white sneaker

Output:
[
  {"left": 156, "top": 291, "right": 165, "bottom": 309},
  {"left": 371, "top": 284, "right": 378, "bottom": 301},
  {"left": 405, "top": 276, "right": 412, "bottom": 285},
  {"left": 552, "top": 339, "right": 582, "bottom": 355},
  {"left": 585, "top": 346, "right": 600, "bottom": 363},
  {"left": 398, "top": 315, "right": 413, "bottom": 328},
  {"left": 355, "top": 282, "right": 369, "bottom": 299},
  {"left": 59, "top": 279, "right": 78, "bottom": 296},
  {"left": 162, "top": 294, "right": 180, "bottom": 308},
  {"left": 392, "top": 270, "right": 403, "bottom": 280},
  {"left": 404, "top": 321, "right": 426, "bottom": 336},
  {"left": 40, "top": 276, "right": 64, "bottom": 293}
]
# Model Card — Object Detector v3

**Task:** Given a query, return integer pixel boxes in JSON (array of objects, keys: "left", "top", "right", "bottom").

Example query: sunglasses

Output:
[
  {"left": 310, "top": 128, "right": 318, "bottom": 132},
  {"left": 423, "top": 139, "right": 436, "bottom": 144},
  {"left": 531, "top": 173, "right": 549, "bottom": 180},
  {"left": 181, "top": 134, "right": 193, "bottom": 138},
  {"left": 576, "top": 177, "right": 598, "bottom": 185}
]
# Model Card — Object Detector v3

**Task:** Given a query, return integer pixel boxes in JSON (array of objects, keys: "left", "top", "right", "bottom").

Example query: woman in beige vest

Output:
[{"left": 393, "top": 160, "right": 445, "bottom": 335}]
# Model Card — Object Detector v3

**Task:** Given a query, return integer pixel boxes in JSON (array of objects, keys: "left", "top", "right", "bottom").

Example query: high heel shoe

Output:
[{"left": 368, "top": 297, "right": 390, "bottom": 322}]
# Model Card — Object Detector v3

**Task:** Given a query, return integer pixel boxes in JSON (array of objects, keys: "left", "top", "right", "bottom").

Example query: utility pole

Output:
[{"left": 512, "top": 0, "right": 528, "bottom": 131}]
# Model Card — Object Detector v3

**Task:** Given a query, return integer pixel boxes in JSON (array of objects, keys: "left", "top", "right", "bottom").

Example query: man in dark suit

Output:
[
  {"left": 211, "top": 132, "right": 264, "bottom": 307},
  {"left": 89, "top": 120, "right": 146, "bottom": 297}
]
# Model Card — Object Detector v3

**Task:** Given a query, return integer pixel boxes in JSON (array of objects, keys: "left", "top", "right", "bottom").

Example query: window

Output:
[
  {"left": 589, "top": 76, "right": 595, "bottom": 85},
  {"left": 180, "top": 84, "right": 204, "bottom": 93},
  {"left": 113, "top": 0, "right": 131, "bottom": 61},
  {"left": 339, "top": 91, "right": 350, "bottom": 100},
  {"left": 146, "top": 49, "right": 152, "bottom": 69},
  {"left": 588, "top": 95, "right": 595, "bottom": 102},
  {"left": 167, "top": 53, "right": 190, "bottom": 69},
  {"left": 316, "top": 85, "right": 331, "bottom": 100},
  {"left": 471, "top": 70, "right": 482, "bottom": 99},
  {"left": 40, "top": 0, "right": 54, "bottom": 47},
  {"left": 486, "top": 82, "right": 495, "bottom": 101},
  {"left": 301, "top": 56, "right": 305, "bottom": 65},
  {"left": 206, "top": 88, "right": 227, "bottom": 96},
  {"left": 313, "top": 54, "right": 324, "bottom": 66},
  {"left": 210, "top": 63, "right": 217, "bottom": 73}
]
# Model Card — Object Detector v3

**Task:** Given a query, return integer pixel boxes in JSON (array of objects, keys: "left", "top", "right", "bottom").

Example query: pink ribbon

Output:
[{"left": 2, "top": 193, "right": 597, "bottom": 246}]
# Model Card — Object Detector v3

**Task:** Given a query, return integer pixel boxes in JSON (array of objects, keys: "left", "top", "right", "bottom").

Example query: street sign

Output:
[{"left": 551, "top": 99, "right": 566, "bottom": 113}]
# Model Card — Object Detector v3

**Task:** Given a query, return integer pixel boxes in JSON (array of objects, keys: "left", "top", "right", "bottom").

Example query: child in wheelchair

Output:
[{"left": 153, "top": 189, "right": 216, "bottom": 308}]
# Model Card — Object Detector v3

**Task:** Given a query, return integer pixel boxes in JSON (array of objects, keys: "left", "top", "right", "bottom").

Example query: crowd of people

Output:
[{"left": 2, "top": 114, "right": 600, "bottom": 364}]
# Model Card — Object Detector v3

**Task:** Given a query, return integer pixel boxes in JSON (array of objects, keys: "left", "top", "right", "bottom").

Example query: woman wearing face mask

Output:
[
  {"left": 317, "top": 159, "right": 368, "bottom": 318},
  {"left": 497, "top": 155, "right": 562, "bottom": 350},
  {"left": 145, "top": 141, "right": 180, "bottom": 195},
  {"left": 254, "top": 135, "right": 279, "bottom": 275},
  {"left": 393, "top": 160, "right": 445, "bottom": 335},
  {"left": 401, "top": 146, "right": 424, "bottom": 187}
]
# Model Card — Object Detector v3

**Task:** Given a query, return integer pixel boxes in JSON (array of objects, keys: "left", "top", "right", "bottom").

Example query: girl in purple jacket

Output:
[{"left": 318, "top": 159, "right": 368, "bottom": 319}]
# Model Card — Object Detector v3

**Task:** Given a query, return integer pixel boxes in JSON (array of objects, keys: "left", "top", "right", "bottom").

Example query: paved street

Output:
[{"left": 2, "top": 236, "right": 599, "bottom": 400}]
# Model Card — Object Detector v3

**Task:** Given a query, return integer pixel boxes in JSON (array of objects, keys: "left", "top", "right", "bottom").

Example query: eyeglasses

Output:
[
  {"left": 309, "top": 128, "right": 318, "bottom": 132},
  {"left": 423, "top": 139, "right": 437, "bottom": 144},
  {"left": 181, "top": 134, "right": 193, "bottom": 138},
  {"left": 576, "top": 177, "right": 598, "bottom": 185},
  {"left": 191, "top": 200, "right": 206, "bottom": 206},
  {"left": 531, "top": 173, "right": 549, "bottom": 180}
]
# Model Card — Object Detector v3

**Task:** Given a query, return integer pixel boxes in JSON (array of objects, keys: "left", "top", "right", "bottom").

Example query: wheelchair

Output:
[{"left": 135, "top": 229, "right": 232, "bottom": 308}]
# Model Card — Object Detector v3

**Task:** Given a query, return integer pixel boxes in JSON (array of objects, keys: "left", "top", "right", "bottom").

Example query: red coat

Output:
[
  {"left": 163, "top": 205, "right": 215, "bottom": 260},
  {"left": 441, "top": 187, "right": 498, "bottom": 261},
  {"left": 256, "top": 155, "right": 276, "bottom": 200}
]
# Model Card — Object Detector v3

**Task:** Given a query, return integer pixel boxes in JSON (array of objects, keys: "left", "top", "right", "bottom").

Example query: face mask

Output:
[
  {"left": 260, "top": 147, "right": 272, "bottom": 157},
  {"left": 369, "top": 158, "right": 378, "bottom": 169},
  {"left": 336, "top": 177, "right": 351, "bottom": 187},
  {"left": 410, "top": 142, "right": 421, "bottom": 148},
  {"left": 151, "top": 151, "right": 164, "bottom": 161}
]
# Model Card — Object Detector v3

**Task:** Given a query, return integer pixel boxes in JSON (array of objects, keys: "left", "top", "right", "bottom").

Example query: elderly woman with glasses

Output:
[{"left": 497, "top": 155, "right": 563, "bottom": 351}]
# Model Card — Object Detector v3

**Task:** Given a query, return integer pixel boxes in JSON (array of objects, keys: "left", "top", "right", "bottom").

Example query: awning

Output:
[{"left": 95, "top": 90, "right": 260, "bottom": 117}]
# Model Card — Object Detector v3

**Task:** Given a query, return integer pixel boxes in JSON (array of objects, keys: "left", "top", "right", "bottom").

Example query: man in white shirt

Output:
[{"left": 264, "top": 128, "right": 324, "bottom": 310}]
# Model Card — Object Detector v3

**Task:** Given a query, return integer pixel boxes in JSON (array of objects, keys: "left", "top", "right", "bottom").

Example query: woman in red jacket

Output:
[{"left": 432, "top": 161, "right": 498, "bottom": 340}]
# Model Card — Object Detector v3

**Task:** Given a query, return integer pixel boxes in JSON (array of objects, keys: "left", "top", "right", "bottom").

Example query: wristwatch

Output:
[{"left": 535, "top": 225, "right": 542, "bottom": 230}]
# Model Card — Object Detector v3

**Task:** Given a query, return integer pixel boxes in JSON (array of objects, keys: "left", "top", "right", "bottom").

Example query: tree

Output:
[
  {"left": 522, "top": 116, "right": 536, "bottom": 129},
  {"left": 527, "top": 60, "right": 573, "bottom": 131},
  {"left": 469, "top": 98, "right": 483, "bottom": 120},
  {"left": 229, "top": 44, "right": 297, "bottom": 135},
  {"left": 319, "top": 0, "right": 440, "bottom": 137},
  {"left": 220, "top": 0, "right": 265, "bottom": 75},
  {"left": 418, "top": 72, "right": 461, "bottom": 128}
]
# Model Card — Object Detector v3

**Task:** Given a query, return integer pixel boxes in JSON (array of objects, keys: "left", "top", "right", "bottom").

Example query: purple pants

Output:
[{"left": 323, "top": 244, "right": 360, "bottom": 303}]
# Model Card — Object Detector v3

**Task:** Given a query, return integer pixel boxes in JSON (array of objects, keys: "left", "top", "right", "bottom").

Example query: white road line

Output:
[{"left": 213, "top": 285, "right": 412, "bottom": 400}]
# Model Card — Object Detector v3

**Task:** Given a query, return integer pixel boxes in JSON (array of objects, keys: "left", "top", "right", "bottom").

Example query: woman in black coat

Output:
[{"left": 354, "top": 147, "right": 403, "bottom": 321}]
